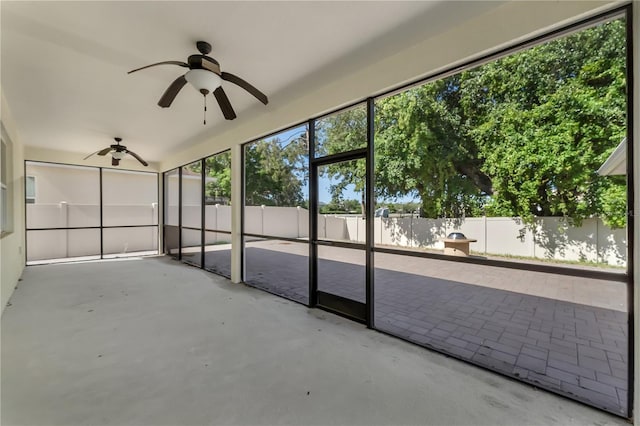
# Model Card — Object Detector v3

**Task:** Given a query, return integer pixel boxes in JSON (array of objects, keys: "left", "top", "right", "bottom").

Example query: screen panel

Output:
[
  {"left": 181, "top": 161, "right": 202, "bottom": 266},
  {"left": 103, "top": 226, "right": 158, "bottom": 257},
  {"left": 25, "top": 162, "right": 100, "bottom": 229},
  {"left": 27, "top": 229, "right": 101, "bottom": 262},
  {"left": 244, "top": 237, "right": 309, "bottom": 304},
  {"left": 103, "top": 169, "right": 158, "bottom": 227}
]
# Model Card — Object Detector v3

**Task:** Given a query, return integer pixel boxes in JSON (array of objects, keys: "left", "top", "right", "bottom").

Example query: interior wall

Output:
[
  {"left": 1, "top": 91, "right": 25, "bottom": 313},
  {"left": 159, "top": 0, "right": 618, "bottom": 172}
]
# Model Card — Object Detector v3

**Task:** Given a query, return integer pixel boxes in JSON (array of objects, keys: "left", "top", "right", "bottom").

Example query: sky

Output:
[{"left": 272, "top": 126, "right": 418, "bottom": 205}]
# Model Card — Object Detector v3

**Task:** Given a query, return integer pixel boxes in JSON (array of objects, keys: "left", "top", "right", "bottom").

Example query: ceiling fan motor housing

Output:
[{"left": 196, "top": 41, "right": 212, "bottom": 55}]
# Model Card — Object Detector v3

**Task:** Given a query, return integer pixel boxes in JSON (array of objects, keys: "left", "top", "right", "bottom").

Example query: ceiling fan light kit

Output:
[
  {"left": 185, "top": 69, "right": 221, "bottom": 93},
  {"left": 128, "top": 40, "right": 269, "bottom": 124}
]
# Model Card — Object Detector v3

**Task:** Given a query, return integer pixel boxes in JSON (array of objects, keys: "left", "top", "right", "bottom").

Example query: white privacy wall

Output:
[
  {"left": 103, "top": 168, "right": 158, "bottom": 227},
  {"left": 169, "top": 174, "right": 233, "bottom": 247},
  {"left": 235, "top": 207, "right": 626, "bottom": 266},
  {"left": 374, "top": 216, "right": 626, "bottom": 266},
  {"left": 26, "top": 162, "right": 159, "bottom": 261},
  {"left": 29, "top": 174, "right": 627, "bottom": 267},
  {"left": 27, "top": 163, "right": 100, "bottom": 205}
]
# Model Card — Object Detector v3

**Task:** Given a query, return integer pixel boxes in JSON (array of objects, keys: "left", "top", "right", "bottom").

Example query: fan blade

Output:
[
  {"left": 201, "top": 58, "right": 220, "bottom": 74},
  {"left": 97, "top": 147, "right": 113, "bottom": 156},
  {"left": 83, "top": 150, "right": 100, "bottom": 160},
  {"left": 158, "top": 75, "right": 188, "bottom": 108},
  {"left": 128, "top": 61, "right": 189, "bottom": 74},
  {"left": 213, "top": 87, "right": 237, "bottom": 120},
  {"left": 221, "top": 72, "right": 268, "bottom": 105},
  {"left": 125, "top": 150, "right": 149, "bottom": 167},
  {"left": 112, "top": 157, "right": 120, "bottom": 166}
]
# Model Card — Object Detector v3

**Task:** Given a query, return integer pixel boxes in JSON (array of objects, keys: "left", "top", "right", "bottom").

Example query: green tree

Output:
[
  {"left": 374, "top": 78, "right": 490, "bottom": 218},
  {"left": 316, "top": 106, "right": 368, "bottom": 215},
  {"left": 204, "top": 151, "right": 231, "bottom": 203},
  {"left": 244, "top": 134, "right": 308, "bottom": 206},
  {"left": 322, "top": 18, "right": 627, "bottom": 227},
  {"left": 463, "top": 18, "right": 627, "bottom": 226}
]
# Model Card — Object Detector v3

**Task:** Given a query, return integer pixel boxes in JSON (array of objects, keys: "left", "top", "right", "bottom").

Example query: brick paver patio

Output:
[{"left": 194, "top": 241, "right": 628, "bottom": 416}]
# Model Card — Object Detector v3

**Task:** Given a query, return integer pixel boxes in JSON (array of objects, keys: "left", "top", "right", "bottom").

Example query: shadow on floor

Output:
[{"left": 201, "top": 246, "right": 628, "bottom": 416}]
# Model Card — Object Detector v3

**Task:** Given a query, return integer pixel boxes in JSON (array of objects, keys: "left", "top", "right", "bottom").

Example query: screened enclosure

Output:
[
  {"left": 161, "top": 7, "right": 633, "bottom": 417},
  {"left": 26, "top": 161, "right": 158, "bottom": 264}
]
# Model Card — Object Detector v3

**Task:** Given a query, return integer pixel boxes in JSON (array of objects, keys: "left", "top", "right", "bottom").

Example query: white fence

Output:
[
  {"left": 27, "top": 203, "right": 627, "bottom": 266},
  {"left": 240, "top": 206, "right": 626, "bottom": 266},
  {"left": 26, "top": 203, "right": 158, "bottom": 261},
  {"left": 27, "top": 203, "right": 158, "bottom": 228},
  {"left": 375, "top": 215, "right": 626, "bottom": 266}
]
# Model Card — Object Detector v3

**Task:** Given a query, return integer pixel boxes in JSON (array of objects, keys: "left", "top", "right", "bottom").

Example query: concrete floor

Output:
[{"left": 1, "top": 256, "right": 628, "bottom": 426}]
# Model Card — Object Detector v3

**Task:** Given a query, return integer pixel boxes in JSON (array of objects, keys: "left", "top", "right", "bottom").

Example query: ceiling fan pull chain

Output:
[{"left": 203, "top": 93, "right": 207, "bottom": 125}]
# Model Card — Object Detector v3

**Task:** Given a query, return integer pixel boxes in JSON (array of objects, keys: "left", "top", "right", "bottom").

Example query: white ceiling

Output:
[{"left": 1, "top": 1, "right": 505, "bottom": 166}]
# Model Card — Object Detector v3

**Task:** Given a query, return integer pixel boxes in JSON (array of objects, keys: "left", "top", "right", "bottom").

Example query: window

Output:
[
  {"left": 1, "top": 125, "right": 14, "bottom": 236},
  {"left": 25, "top": 176, "right": 35, "bottom": 204}
]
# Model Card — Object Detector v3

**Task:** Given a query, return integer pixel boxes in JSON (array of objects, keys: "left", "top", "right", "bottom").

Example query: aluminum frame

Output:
[
  {"left": 163, "top": 150, "right": 232, "bottom": 272},
  {"left": 25, "top": 160, "right": 159, "bottom": 265},
  {"left": 167, "top": 4, "right": 634, "bottom": 418},
  {"left": 311, "top": 120, "right": 368, "bottom": 322}
]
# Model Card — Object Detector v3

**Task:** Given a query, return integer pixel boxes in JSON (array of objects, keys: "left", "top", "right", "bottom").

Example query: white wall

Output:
[
  {"left": 26, "top": 163, "right": 100, "bottom": 205},
  {"left": 166, "top": 173, "right": 201, "bottom": 227},
  {"left": 372, "top": 216, "right": 626, "bottom": 266},
  {"left": 26, "top": 229, "right": 100, "bottom": 261},
  {"left": 103, "top": 169, "right": 158, "bottom": 205},
  {"left": 26, "top": 203, "right": 159, "bottom": 261},
  {"left": 165, "top": 172, "right": 179, "bottom": 226},
  {"left": 244, "top": 206, "right": 305, "bottom": 238},
  {"left": 1, "top": 92, "right": 26, "bottom": 313},
  {"left": 179, "top": 205, "right": 232, "bottom": 247},
  {"left": 239, "top": 207, "right": 627, "bottom": 266},
  {"left": 180, "top": 175, "right": 202, "bottom": 207}
]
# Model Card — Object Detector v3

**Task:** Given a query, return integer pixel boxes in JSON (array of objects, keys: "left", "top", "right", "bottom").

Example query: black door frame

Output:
[{"left": 308, "top": 98, "right": 376, "bottom": 326}]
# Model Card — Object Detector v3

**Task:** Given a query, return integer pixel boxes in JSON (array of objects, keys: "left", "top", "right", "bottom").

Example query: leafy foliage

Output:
[
  {"left": 321, "top": 18, "right": 627, "bottom": 227},
  {"left": 315, "top": 106, "right": 368, "bottom": 214},
  {"left": 244, "top": 131, "right": 308, "bottom": 206},
  {"left": 204, "top": 151, "right": 231, "bottom": 203},
  {"left": 463, "top": 19, "right": 627, "bottom": 226}
]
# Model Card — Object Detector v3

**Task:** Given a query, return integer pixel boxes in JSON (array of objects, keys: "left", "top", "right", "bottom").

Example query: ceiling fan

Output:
[
  {"left": 84, "top": 137, "right": 148, "bottom": 167},
  {"left": 128, "top": 41, "right": 268, "bottom": 124}
]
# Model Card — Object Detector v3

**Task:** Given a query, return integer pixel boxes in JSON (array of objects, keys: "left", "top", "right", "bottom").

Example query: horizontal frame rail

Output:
[
  {"left": 315, "top": 239, "right": 366, "bottom": 250},
  {"left": 243, "top": 233, "right": 310, "bottom": 244},
  {"left": 27, "top": 225, "right": 158, "bottom": 231},
  {"left": 311, "top": 148, "right": 367, "bottom": 165}
]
